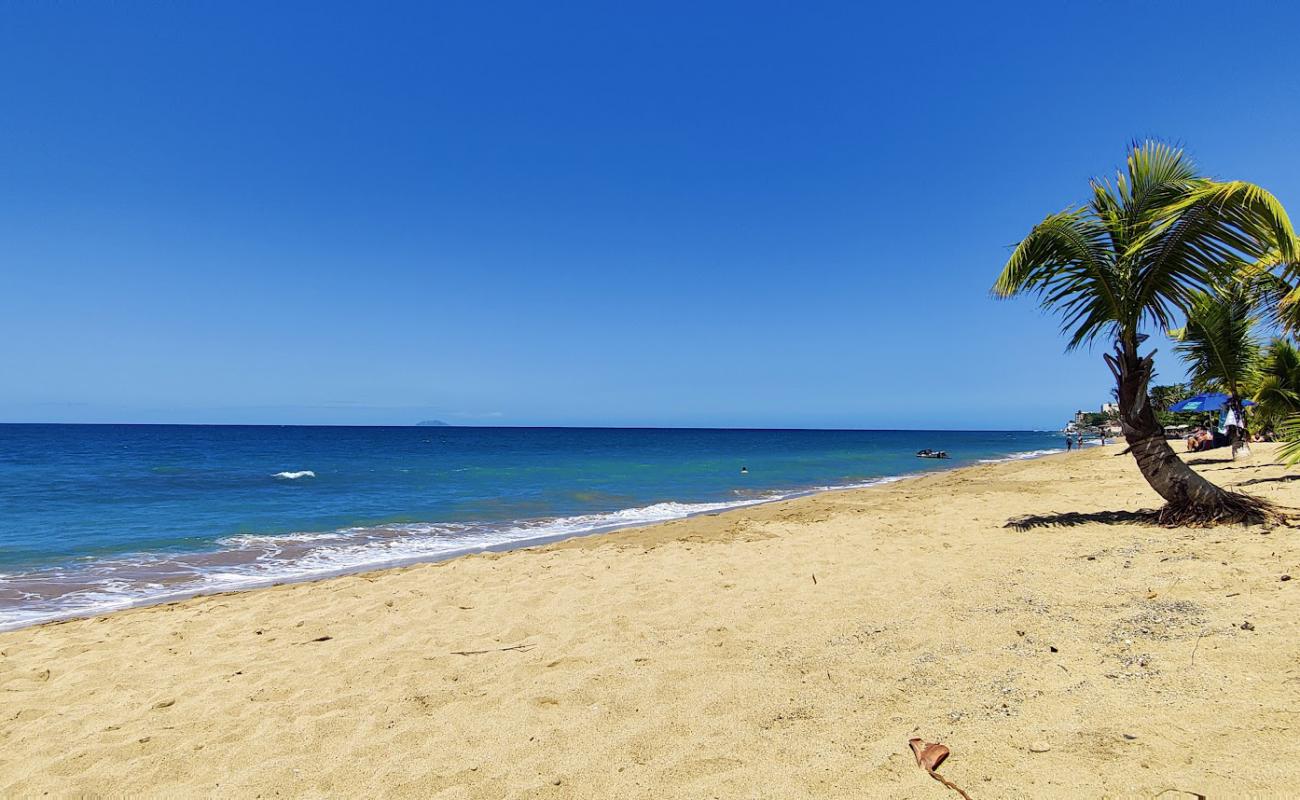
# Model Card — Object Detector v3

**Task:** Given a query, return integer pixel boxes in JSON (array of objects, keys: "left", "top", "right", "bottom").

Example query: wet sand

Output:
[{"left": 2, "top": 443, "right": 1298, "bottom": 797}]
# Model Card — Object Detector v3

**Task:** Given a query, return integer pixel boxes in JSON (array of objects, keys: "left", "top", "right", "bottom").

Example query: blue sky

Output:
[{"left": 4, "top": 2, "right": 1300, "bottom": 429}]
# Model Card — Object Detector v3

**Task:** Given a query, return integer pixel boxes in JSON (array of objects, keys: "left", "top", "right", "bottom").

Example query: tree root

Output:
[{"left": 1151, "top": 491, "right": 1296, "bottom": 528}]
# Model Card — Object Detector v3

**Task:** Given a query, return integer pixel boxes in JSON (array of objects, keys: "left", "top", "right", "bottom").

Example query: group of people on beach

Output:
[
  {"left": 1184, "top": 419, "right": 1271, "bottom": 452},
  {"left": 1065, "top": 432, "right": 1106, "bottom": 451},
  {"left": 1184, "top": 424, "right": 1228, "bottom": 453}
]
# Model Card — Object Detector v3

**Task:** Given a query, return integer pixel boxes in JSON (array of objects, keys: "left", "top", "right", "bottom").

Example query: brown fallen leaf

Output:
[{"left": 908, "top": 738, "right": 972, "bottom": 800}]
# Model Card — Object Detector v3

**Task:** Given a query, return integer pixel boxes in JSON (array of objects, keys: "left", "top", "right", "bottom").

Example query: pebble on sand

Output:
[{"left": 1029, "top": 741, "right": 1051, "bottom": 753}]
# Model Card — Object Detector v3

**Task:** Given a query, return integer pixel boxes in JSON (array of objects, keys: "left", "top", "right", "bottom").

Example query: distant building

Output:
[{"left": 1065, "top": 403, "right": 1122, "bottom": 435}]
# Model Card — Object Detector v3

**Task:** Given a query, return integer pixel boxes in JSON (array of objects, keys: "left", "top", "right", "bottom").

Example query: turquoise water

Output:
[{"left": 0, "top": 425, "right": 1066, "bottom": 629}]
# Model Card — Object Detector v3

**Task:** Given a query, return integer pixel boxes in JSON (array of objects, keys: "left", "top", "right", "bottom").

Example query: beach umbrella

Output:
[{"left": 1167, "top": 393, "right": 1255, "bottom": 413}]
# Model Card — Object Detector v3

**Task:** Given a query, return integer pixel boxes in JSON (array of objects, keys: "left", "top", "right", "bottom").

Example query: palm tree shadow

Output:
[
  {"left": 1004, "top": 509, "right": 1157, "bottom": 531},
  {"left": 1237, "top": 474, "right": 1300, "bottom": 487}
]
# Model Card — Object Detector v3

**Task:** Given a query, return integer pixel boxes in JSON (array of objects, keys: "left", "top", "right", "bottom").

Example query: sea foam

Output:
[
  {"left": 977, "top": 448, "right": 1064, "bottom": 463},
  {"left": 0, "top": 494, "right": 794, "bottom": 631}
]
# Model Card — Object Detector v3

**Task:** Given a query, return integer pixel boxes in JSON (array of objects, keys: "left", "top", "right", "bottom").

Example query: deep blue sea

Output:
[{"left": 0, "top": 425, "right": 1067, "bottom": 629}]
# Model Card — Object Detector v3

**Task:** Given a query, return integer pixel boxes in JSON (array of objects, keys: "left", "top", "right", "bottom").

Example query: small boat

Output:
[{"left": 916, "top": 449, "right": 949, "bottom": 459}]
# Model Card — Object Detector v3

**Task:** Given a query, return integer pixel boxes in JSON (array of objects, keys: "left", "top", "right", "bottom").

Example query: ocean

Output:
[{"left": 0, "top": 424, "right": 1067, "bottom": 629}]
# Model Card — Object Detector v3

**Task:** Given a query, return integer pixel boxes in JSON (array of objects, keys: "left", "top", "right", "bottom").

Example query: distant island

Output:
[{"left": 415, "top": 420, "right": 450, "bottom": 427}]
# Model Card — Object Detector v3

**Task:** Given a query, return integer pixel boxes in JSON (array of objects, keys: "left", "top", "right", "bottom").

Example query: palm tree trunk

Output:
[
  {"left": 1226, "top": 395, "right": 1249, "bottom": 459},
  {"left": 1104, "top": 340, "right": 1274, "bottom": 525}
]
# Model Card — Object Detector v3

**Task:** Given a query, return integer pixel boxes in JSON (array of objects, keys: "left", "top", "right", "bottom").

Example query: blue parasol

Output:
[{"left": 1167, "top": 393, "right": 1254, "bottom": 413}]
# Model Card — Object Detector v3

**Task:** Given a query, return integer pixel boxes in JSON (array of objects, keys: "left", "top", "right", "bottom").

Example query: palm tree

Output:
[
  {"left": 993, "top": 141, "right": 1296, "bottom": 524},
  {"left": 1169, "top": 273, "right": 1270, "bottom": 454},
  {"left": 1252, "top": 338, "right": 1300, "bottom": 431},
  {"left": 1149, "top": 383, "right": 1191, "bottom": 413}
]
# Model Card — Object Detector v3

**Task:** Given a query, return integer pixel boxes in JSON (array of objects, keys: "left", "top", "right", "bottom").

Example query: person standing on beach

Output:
[
  {"left": 1066, "top": 435, "right": 1073, "bottom": 451},
  {"left": 1077, "top": 433, "right": 1084, "bottom": 449}
]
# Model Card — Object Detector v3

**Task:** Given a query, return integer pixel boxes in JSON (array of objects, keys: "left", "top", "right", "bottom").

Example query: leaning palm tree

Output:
[{"left": 994, "top": 141, "right": 1296, "bottom": 524}]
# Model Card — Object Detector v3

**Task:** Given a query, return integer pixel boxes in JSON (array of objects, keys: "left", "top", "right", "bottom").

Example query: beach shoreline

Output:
[
  {"left": 0, "top": 463, "right": 959, "bottom": 633},
  {"left": 3, "top": 443, "right": 1298, "bottom": 796},
  {"left": 0, "top": 431, "right": 1072, "bottom": 633}
]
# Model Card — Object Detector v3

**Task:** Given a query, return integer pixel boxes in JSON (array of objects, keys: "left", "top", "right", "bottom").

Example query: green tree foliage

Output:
[
  {"left": 1148, "top": 383, "right": 1191, "bottom": 412},
  {"left": 1079, "top": 412, "right": 1111, "bottom": 428},
  {"left": 1253, "top": 338, "right": 1300, "bottom": 432},
  {"left": 1168, "top": 273, "right": 1284, "bottom": 447}
]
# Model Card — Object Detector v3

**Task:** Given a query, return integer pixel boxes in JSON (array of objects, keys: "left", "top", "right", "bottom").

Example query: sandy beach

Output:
[{"left": 3, "top": 444, "right": 1299, "bottom": 797}]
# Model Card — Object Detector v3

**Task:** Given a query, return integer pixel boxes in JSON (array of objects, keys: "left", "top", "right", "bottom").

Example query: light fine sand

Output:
[{"left": 3, "top": 444, "right": 1299, "bottom": 797}]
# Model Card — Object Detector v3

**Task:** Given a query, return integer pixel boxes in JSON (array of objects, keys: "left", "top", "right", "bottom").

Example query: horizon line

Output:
[{"left": 0, "top": 421, "right": 1064, "bottom": 433}]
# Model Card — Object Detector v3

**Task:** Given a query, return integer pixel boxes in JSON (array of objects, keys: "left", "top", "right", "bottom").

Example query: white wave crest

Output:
[
  {"left": 273, "top": 470, "right": 316, "bottom": 480},
  {"left": 977, "top": 448, "right": 1064, "bottom": 463}
]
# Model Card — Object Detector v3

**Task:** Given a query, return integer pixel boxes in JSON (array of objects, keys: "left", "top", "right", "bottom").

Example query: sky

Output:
[{"left": 3, "top": 2, "right": 1300, "bottom": 430}]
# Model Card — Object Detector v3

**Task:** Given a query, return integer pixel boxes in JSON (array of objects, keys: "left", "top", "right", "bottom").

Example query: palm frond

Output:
[
  {"left": 1120, "top": 141, "right": 1201, "bottom": 226},
  {"left": 1256, "top": 240, "right": 1300, "bottom": 331},
  {"left": 1252, "top": 374, "right": 1299, "bottom": 414},
  {"left": 1125, "top": 180, "right": 1297, "bottom": 338},
  {"left": 992, "top": 210, "right": 1123, "bottom": 349},
  {"left": 1250, "top": 338, "right": 1300, "bottom": 428},
  {"left": 1170, "top": 281, "right": 1262, "bottom": 397},
  {"left": 1139, "top": 181, "right": 1297, "bottom": 270},
  {"left": 1262, "top": 337, "right": 1300, "bottom": 380},
  {"left": 1275, "top": 413, "right": 1300, "bottom": 464}
]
